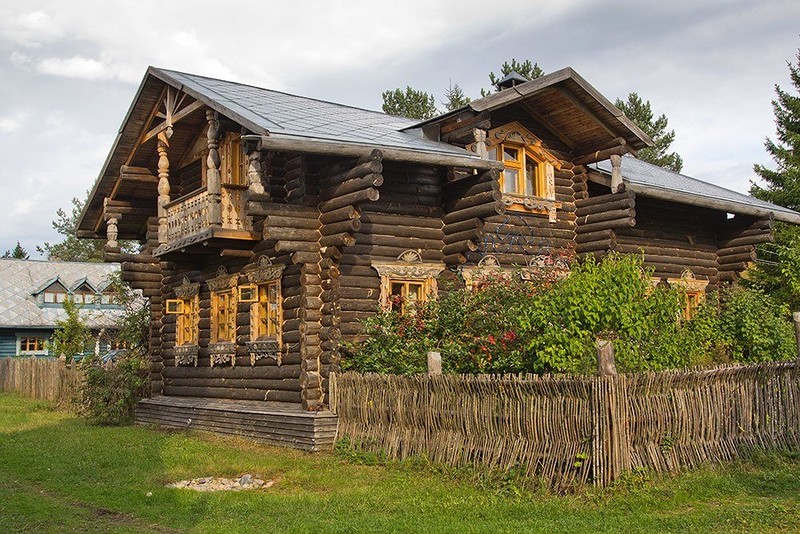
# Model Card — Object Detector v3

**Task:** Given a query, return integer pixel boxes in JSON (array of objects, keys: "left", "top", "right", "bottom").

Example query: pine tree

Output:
[
  {"left": 746, "top": 47, "right": 800, "bottom": 308},
  {"left": 615, "top": 93, "right": 683, "bottom": 172},
  {"left": 481, "top": 59, "right": 544, "bottom": 96},
  {"left": 2, "top": 242, "right": 29, "bottom": 259},
  {"left": 381, "top": 86, "right": 438, "bottom": 120},
  {"left": 442, "top": 81, "right": 471, "bottom": 111}
]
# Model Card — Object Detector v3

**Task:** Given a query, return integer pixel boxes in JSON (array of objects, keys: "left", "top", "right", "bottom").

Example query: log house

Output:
[{"left": 76, "top": 67, "right": 800, "bottom": 450}]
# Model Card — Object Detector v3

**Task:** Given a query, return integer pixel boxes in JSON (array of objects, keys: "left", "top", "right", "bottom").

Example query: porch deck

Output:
[{"left": 135, "top": 395, "right": 339, "bottom": 451}]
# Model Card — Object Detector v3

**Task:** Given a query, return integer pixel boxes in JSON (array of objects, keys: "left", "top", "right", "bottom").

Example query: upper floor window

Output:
[
  {"left": 469, "top": 122, "right": 561, "bottom": 220},
  {"left": 219, "top": 132, "right": 247, "bottom": 186}
]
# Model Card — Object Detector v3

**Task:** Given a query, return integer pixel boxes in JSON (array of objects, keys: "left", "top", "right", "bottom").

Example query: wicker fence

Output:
[
  {"left": 330, "top": 361, "right": 800, "bottom": 489},
  {"left": 0, "top": 357, "right": 82, "bottom": 407}
]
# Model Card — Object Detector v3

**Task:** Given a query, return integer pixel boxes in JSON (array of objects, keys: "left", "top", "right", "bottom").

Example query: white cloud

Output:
[
  {"left": 0, "top": 111, "right": 26, "bottom": 133},
  {"left": 0, "top": 9, "right": 62, "bottom": 45},
  {"left": 36, "top": 55, "right": 115, "bottom": 80}
]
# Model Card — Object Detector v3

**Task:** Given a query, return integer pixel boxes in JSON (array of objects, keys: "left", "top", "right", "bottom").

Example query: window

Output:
[
  {"left": 18, "top": 336, "right": 47, "bottom": 354},
  {"left": 166, "top": 296, "right": 200, "bottom": 346},
  {"left": 212, "top": 289, "right": 237, "bottom": 343},
  {"left": 389, "top": 280, "right": 428, "bottom": 313},
  {"left": 242, "top": 281, "right": 281, "bottom": 341},
  {"left": 667, "top": 271, "right": 708, "bottom": 321},
  {"left": 44, "top": 291, "right": 67, "bottom": 303},
  {"left": 220, "top": 133, "right": 247, "bottom": 186},
  {"left": 489, "top": 144, "right": 546, "bottom": 199},
  {"left": 372, "top": 251, "right": 445, "bottom": 314}
]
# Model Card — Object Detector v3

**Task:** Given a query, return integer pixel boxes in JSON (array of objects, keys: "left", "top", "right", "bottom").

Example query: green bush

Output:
[
  {"left": 344, "top": 253, "right": 797, "bottom": 375},
  {"left": 79, "top": 351, "right": 149, "bottom": 425},
  {"left": 50, "top": 298, "right": 91, "bottom": 362},
  {"left": 718, "top": 286, "right": 796, "bottom": 362}
]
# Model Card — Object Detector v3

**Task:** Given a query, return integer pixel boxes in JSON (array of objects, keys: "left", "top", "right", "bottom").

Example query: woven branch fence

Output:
[
  {"left": 0, "top": 357, "right": 82, "bottom": 407},
  {"left": 330, "top": 361, "right": 800, "bottom": 489}
]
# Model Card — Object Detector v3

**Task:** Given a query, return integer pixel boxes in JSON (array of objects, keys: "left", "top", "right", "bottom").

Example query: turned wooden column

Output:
[
  {"left": 610, "top": 153, "right": 623, "bottom": 193},
  {"left": 244, "top": 138, "right": 267, "bottom": 197},
  {"left": 106, "top": 215, "right": 119, "bottom": 249},
  {"left": 156, "top": 130, "right": 172, "bottom": 244},
  {"left": 206, "top": 109, "right": 222, "bottom": 227}
]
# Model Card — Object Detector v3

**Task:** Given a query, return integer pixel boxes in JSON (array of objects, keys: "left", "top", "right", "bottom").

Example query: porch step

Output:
[{"left": 135, "top": 395, "right": 338, "bottom": 451}]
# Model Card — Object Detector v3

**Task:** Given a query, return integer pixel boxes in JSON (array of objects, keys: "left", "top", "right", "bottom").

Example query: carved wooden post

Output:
[
  {"left": 793, "top": 312, "right": 800, "bottom": 360},
  {"left": 156, "top": 130, "right": 172, "bottom": 244},
  {"left": 106, "top": 215, "right": 119, "bottom": 249},
  {"left": 610, "top": 154, "right": 623, "bottom": 193},
  {"left": 244, "top": 138, "right": 266, "bottom": 197},
  {"left": 206, "top": 109, "right": 222, "bottom": 227},
  {"left": 473, "top": 128, "right": 488, "bottom": 159}
]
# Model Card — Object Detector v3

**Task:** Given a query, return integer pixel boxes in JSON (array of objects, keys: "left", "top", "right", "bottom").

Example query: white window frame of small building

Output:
[{"left": 16, "top": 334, "right": 49, "bottom": 356}]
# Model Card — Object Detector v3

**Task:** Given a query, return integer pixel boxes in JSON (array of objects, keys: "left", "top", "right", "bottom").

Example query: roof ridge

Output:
[{"left": 155, "top": 67, "right": 418, "bottom": 126}]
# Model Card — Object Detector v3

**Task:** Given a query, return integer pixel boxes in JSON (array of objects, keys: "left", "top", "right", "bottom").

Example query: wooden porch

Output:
[{"left": 135, "top": 396, "right": 338, "bottom": 451}]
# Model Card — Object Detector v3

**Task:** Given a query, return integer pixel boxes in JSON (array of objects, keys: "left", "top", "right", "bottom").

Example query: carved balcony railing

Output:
[{"left": 161, "top": 186, "right": 254, "bottom": 252}]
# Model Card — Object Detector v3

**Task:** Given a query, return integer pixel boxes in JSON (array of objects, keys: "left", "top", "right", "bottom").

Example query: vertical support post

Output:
[
  {"left": 206, "top": 109, "right": 222, "bottom": 227},
  {"left": 427, "top": 351, "right": 442, "bottom": 375},
  {"left": 793, "top": 312, "right": 800, "bottom": 360},
  {"left": 473, "top": 128, "right": 488, "bottom": 159},
  {"left": 592, "top": 338, "right": 630, "bottom": 486},
  {"left": 609, "top": 153, "right": 623, "bottom": 193},
  {"left": 156, "top": 130, "right": 172, "bottom": 245},
  {"left": 596, "top": 339, "right": 617, "bottom": 376},
  {"left": 244, "top": 138, "right": 266, "bottom": 197}
]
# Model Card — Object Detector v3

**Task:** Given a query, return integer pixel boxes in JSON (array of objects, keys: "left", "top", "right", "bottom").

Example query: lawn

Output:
[{"left": 2, "top": 393, "right": 800, "bottom": 533}]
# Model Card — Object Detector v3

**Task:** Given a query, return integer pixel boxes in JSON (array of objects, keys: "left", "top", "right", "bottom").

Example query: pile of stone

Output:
[{"left": 167, "top": 474, "right": 273, "bottom": 492}]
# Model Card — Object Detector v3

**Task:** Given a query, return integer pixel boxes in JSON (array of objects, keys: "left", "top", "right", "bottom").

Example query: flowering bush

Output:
[{"left": 343, "top": 253, "right": 797, "bottom": 375}]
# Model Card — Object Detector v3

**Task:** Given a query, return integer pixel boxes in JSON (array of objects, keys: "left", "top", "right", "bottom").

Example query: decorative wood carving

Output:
[
  {"left": 473, "top": 128, "right": 488, "bottom": 159},
  {"left": 105, "top": 215, "right": 119, "bottom": 249},
  {"left": 206, "top": 110, "right": 222, "bottom": 227},
  {"left": 667, "top": 270, "right": 709, "bottom": 292},
  {"left": 174, "top": 344, "right": 198, "bottom": 367},
  {"left": 208, "top": 342, "right": 236, "bottom": 367},
  {"left": 246, "top": 256, "right": 285, "bottom": 284},
  {"left": 244, "top": 137, "right": 266, "bottom": 196},
  {"left": 610, "top": 153, "right": 623, "bottom": 193},
  {"left": 372, "top": 250, "right": 445, "bottom": 307},
  {"left": 246, "top": 339, "right": 281, "bottom": 366},
  {"left": 156, "top": 130, "right": 172, "bottom": 244},
  {"left": 174, "top": 276, "right": 200, "bottom": 298},
  {"left": 207, "top": 266, "right": 238, "bottom": 292}
]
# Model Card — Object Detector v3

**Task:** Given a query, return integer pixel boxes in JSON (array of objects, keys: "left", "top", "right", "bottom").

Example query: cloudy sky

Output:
[{"left": 0, "top": 0, "right": 798, "bottom": 257}]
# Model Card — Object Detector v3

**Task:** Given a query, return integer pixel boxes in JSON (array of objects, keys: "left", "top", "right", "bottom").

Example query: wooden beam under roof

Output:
[
  {"left": 517, "top": 99, "right": 576, "bottom": 151},
  {"left": 555, "top": 87, "right": 619, "bottom": 139}
]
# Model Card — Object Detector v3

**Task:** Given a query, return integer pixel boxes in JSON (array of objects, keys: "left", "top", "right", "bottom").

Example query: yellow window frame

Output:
[
  {"left": 387, "top": 278, "right": 433, "bottom": 313},
  {"left": 491, "top": 144, "right": 547, "bottom": 199},
  {"left": 176, "top": 295, "right": 200, "bottom": 346},
  {"left": 250, "top": 280, "right": 282, "bottom": 343},
  {"left": 211, "top": 288, "right": 237, "bottom": 343}
]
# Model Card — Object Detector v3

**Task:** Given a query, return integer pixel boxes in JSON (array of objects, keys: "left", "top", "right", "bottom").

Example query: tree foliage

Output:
[
  {"left": 381, "top": 86, "right": 438, "bottom": 120},
  {"left": 50, "top": 298, "right": 91, "bottom": 362},
  {"left": 37, "top": 195, "right": 136, "bottom": 262},
  {"left": 745, "top": 47, "right": 800, "bottom": 308},
  {"left": 442, "top": 81, "right": 471, "bottom": 111},
  {"left": 2, "top": 242, "right": 29, "bottom": 259},
  {"left": 481, "top": 58, "right": 544, "bottom": 96},
  {"left": 615, "top": 93, "right": 684, "bottom": 172}
]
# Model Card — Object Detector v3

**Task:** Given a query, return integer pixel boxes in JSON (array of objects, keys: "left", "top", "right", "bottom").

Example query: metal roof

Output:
[
  {"left": 0, "top": 259, "right": 123, "bottom": 329},
  {"left": 592, "top": 156, "right": 800, "bottom": 224},
  {"left": 153, "top": 68, "right": 471, "bottom": 157}
]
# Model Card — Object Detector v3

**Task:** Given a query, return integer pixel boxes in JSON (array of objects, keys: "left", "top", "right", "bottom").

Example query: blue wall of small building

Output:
[{"left": 0, "top": 329, "right": 17, "bottom": 356}]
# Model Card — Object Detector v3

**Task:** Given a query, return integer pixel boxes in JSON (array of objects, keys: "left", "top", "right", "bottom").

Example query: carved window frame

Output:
[
  {"left": 219, "top": 132, "right": 247, "bottom": 187},
  {"left": 372, "top": 250, "right": 445, "bottom": 312},
  {"left": 667, "top": 270, "right": 709, "bottom": 320},
  {"left": 469, "top": 122, "right": 562, "bottom": 221},
  {"left": 244, "top": 257, "right": 285, "bottom": 366}
]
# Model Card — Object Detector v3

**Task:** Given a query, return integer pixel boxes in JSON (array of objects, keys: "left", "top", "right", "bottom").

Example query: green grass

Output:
[{"left": 2, "top": 393, "right": 800, "bottom": 533}]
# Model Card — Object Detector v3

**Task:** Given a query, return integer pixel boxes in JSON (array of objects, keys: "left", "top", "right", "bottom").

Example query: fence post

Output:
[
  {"left": 427, "top": 351, "right": 442, "bottom": 376},
  {"left": 793, "top": 312, "right": 800, "bottom": 360},
  {"left": 593, "top": 339, "right": 631, "bottom": 487}
]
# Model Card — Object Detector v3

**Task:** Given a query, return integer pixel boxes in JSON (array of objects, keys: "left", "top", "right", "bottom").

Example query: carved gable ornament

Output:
[
  {"left": 372, "top": 250, "right": 445, "bottom": 280},
  {"left": 485, "top": 122, "right": 562, "bottom": 169},
  {"left": 207, "top": 265, "right": 238, "bottom": 292},
  {"left": 247, "top": 256, "right": 285, "bottom": 284},
  {"left": 667, "top": 269, "right": 709, "bottom": 293},
  {"left": 174, "top": 275, "right": 200, "bottom": 299}
]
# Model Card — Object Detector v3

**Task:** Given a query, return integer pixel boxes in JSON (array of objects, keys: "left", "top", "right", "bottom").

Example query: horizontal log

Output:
[
  {"left": 443, "top": 228, "right": 483, "bottom": 245},
  {"left": 718, "top": 251, "right": 757, "bottom": 265},
  {"left": 614, "top": 244, "right": 716, "bottom": 261},
  {"left": 342, "top": 245, "right": 444, "bottom": 261},
  {"left": 575, "top": 198, "right": 635, "bottom": 218},
  {"left": 356, "top": 234, "right": 443, "bottom": 250},
  {"left": 320, "top": 173, "right": 384, "bottom": 201},
  {"left": 165, "top": 377, "right": 301, "bottom": 391},
  {"left": 161, "top": 385, "right": 301, "bottom": 403},
  {"left": 717, "top": 233, "right": 773, "bottom": 249},
  {"left": 577, "top": 208, "right": 636, "bottom": 227},
  {"left": 572, "top": 145, "right": 629, "bottom": 166},
  {"left": 443, "top": 217, "right": 484, "bottom": 235},
  {"left": 615, "top": 248, "right": 718, "bottom": 268},
  {"left": 442, "top": 178, "right": 498, "bottom": 202},
  {"left": 275, "top": 240, "right": 319, "bottom": 253},
  {"left": 358, "top": 212, "right": 442, "bottom": 228},
  {"left": 320, "top": 160, "right": 383, "bottom": 189},
  {"left": 575, "top": 239, "right": 615, "bottom": 254},
  {"left": 322, "top": 219, "right": 361, "bottom": 235},
  {"left": 445, "top": 190, "right": 503, "bottom": 213},
  {"left": 442, "top": 202, "right": 505, "bottom": 224},
  {"left": 319, "top": 205, "right": 360, "bottom": 224},
  {"left": 266, "top": 215, "right": 320, "bottom": 229},
  {"left": 291, "top": 251, "right": 320, "bottom": 265},
  {"left": 716, "top": 245, "right": 756, "bottom": 257},
  {"left": 442, "top": 253, "right": 467, "bottom": 265},
  {"left": 358, "top": 222, "right": 443, "bottom": 241},
  {"left": 318, "top": 188, "right": 379, "bottom": 212},
  {"left": 574, "top": 191, "right": 634, "bottom": 209},
  {"left": 104, "top": 252, "right": 156, "bottom": 263},
  {"left": 320, "top": 232, "right": 355, "bottom": 247},
  {"left": 443, "top": 240, "right": 478, "bottom": 256},
  {"left": 122, "top": 271, "right": 161, "bottom": 283},
  {"left": 575, "top": 217, "right": 636, "bottom": 235},
  {"left": 263, "top": 227, "right": 319, "bottom": 241}
]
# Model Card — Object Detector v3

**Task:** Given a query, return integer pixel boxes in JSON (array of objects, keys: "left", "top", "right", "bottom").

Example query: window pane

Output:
[
  {"left": 503, "top": 147, "right": 519, "bottom": 162},
  {"left": 486, "top": 147, "right": 498, "bottom": 161},
  {"left": 503, "top": 170, "right": 519, "bottom": 194},
  {"left": 84, "top": 294, "right": 95, "bottom": 304},
  {"left": 44, "top": 293, "right": 55, "bottom": 303},
  {"left": 56, "top": 293, "right": 66, "bottom": 303},
  {"left": 525, "top": 160, "right": 537, "bottom": 196}
]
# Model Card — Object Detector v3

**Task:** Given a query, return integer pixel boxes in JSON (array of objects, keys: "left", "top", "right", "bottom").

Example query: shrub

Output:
[
  {"left": 345, "top": 253, "right": 800, "bottom": 376},
  {"left": 79, "top": 351, "right": 149, "bottom": 425},
  {"left": 718, "top": 286, "right": 796, "bottom": 362},
  {"left": 50, "top": 297, "right": 92, "bottom": 362}
]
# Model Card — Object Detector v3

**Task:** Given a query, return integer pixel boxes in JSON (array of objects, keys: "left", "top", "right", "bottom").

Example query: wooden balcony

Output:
[{"left": 154, "top": 186, "right": 259, "bottom": 256}]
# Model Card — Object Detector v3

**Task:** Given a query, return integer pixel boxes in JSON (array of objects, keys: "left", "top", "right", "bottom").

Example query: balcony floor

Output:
[{"left": 153, "top": 227, "right": 260, "bottom": 257}]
